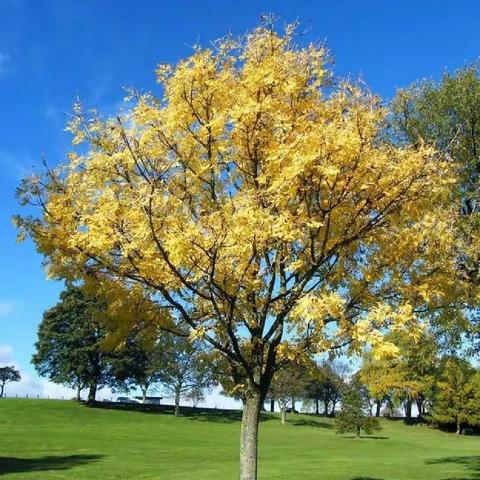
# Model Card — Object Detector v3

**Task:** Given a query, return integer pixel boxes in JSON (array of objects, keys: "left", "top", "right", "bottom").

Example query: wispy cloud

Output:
[
  {"left": 0, "top": 301, "right": 15, "bottom": 316},
  {"left": 0, "top": 345, "right": 13, "bottom": 363}
]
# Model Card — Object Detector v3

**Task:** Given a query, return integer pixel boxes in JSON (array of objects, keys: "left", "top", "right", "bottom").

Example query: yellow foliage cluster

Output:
[{"left": 15, "top": 24, "right": 471, "bottom": 393}]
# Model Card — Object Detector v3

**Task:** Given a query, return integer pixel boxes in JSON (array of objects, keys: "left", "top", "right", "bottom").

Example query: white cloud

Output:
[
  {"left": 0, "top": 345, "right": 13, "bottom": 363},
  {"left": 0, "top": 301, "right": 14, "bottom": 317}
]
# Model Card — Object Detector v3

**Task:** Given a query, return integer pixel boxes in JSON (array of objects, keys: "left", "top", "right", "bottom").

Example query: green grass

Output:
[{"left": 0, "top": 399, "right": 479, "bottom": 479}]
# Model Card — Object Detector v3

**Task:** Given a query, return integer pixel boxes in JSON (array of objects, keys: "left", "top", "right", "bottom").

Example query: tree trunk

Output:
[
  {"left": 76, "top": 384, "right": 81, "bottom": 401},
  {"left": 404, "top": 399, "right": 412, "bottom": 420},
  {"left": 291, "top": 397, "right": 296, "bottom": 413},
  {"left": 315, "top": 399, "right": 319, "bottom": 415},
  {"left": 0, "top": 382, "right": 4, "bottom": 398},
  {"left": 456, "top": 420, "right": 461, "bottom": 435},
  {"left": 281, "top": 408, "right": 287, "bottom": 425},
  {"left": 142, "top": 387, "right": 148, "bottom": 404},
  {"left": 87, "top": 383, "right": 97, "bottom": 404},
  {"left": 323, "top": 400, "right": 329, "bottom": 416},
  {"left": 240, "top": 393, "right": 262, "bottom": 480},
  {"left": 270, "top": 398, "right": 275, "bottom": 413},
  {"left": 331, "top": 402, "right": 336, "bottom": 417},
  {"left": 416, "top": 398, "right": 423, "bottom": 418},
  {"left": 356, "top": 425, "right": 361, "bottom": 439},
  {"left": 174, "top": 388, "right": 181, "bottom": 416},
  {"left": 375, "top": 400, "right": 381, "bottom": 417}
]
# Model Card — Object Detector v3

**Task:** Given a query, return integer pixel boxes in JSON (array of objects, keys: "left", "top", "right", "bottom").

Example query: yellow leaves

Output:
[
  {"left": 189, "top": 326, "right": 207, "bottom": 342},
  {"left": 15, "top": 21, "right": 466, "bottom": 377}
]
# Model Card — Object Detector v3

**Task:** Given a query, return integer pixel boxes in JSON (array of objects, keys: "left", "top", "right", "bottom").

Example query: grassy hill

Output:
[{"left": 0, "top": 399, "right": 479, "bottom": 479}]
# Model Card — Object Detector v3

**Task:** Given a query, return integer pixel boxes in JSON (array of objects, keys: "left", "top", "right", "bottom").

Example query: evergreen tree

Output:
[{"left": 335, "top": 382, "right": 382, "bottom": 438}]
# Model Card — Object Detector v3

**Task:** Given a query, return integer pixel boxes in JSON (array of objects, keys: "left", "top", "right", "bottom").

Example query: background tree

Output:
[
  {"left": 0, "top": 366, "right": 21, "bottom": 398},
  {"left": 431, "top": 356, "right": 479, "bottom": 434},
  {"left": 359, "top": 331, "right": 438, "bottom": 419},
  {"left": 17, "top": 22, "right": 464, "bottom": 480},
  {"left": 32, "top": 286, "right": 111, "bottom": 403},
  {"left": 391, "top": 65, "right": 480, "bottom": 350},
  {"left": 335, "top": 380, "right": 382, "bottom": 438},
  {"left": 305, "top": 360, "right": 346, "bottom": 416},
  {"left": 108, "top": 330, "right": 163, "bottom": 403},
  {"left": 269, "top": 364, "right": 305, "bottom": 424},
  {"left": 160, "top": 335, "right": 213, "bottom": 416}
]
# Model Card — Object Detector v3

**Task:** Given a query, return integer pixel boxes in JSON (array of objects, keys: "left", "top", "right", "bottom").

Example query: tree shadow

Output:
[
  {"left": 342, "top": 436, "right": 389, "bottom": 440},
  {"left": 90, "top": 401, "right": 278, "bottom": 424},
  {"left": 350, "top": 477, "right": 385, "bottom": 480},
  {"left": 425, "top": 456, "right": 480, "bottom": 479},
  {"left": 289, "top": 418, "right": 333, "bottom": 429},
  {"left": 0, "top": 454, "right": 104, "bottom": 475}
]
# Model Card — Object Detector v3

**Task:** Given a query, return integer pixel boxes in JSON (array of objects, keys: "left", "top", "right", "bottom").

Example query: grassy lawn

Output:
[{"left": 0, "top": 399, "right": 479, "bottom": 479}]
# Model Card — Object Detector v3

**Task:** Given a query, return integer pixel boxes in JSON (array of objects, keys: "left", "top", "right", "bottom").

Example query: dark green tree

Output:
[
  {"left": 431, "top": 356, "right": 479, "bottom": 434},
  {"left": 108, "top": 332, "right": 164, "bottom": 403},
  {"left": 305, "top": 361, "right": 346, "bottom": 416},
  {"left": 0, "top": 366, "right": 21, "bottom": 397},
  {"left": 32, "top": 285, "right": 111, "bottom": 403},
  {"left": 335, "top": 381, "right": 382, "bottom": 438},
  {"left": 391, "top": 66, "right": 480, "bottom": 350}
]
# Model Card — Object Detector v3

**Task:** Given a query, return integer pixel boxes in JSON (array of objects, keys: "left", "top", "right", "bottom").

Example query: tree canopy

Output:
[
  {"left": 0, "top": 366, "right": 21, "bottom": 398},
  {"left": 32, "top": 285, "right": 111, "bottom": 403},
  {"left": 16, "top": 23, "right": 468, "bottom": 479}
]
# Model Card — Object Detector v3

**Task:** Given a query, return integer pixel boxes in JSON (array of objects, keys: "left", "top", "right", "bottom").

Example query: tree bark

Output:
[
  {"left": 356, "top": 425, "right": 361, "bottom": 439},
  {"left": 281, "top": 408, "right": 287, "bottom": 425},
  {"left": 375, "top": 400, "right": 381, "bottom": 417},
  {"left": 404, "top": 399, "right": 412, "bottom": 420},
  {"left": 87, "top": 383, "right": 97, "bottom": 404},
  {"left": 142, "top": 387, "right": 148, "bottom": 404},
  {"left": 0, "top": 382, "right": 4, "bottom": 398},
  {"left": 456, "top": 420, "right": 461, "bottom": 435},
  {"left": 76, "top": 384, "right": 81, "bottom": 401},
  {"left": 240, "top": 393, "right": 262, "bottom": 480},
  {"left": 174, "top": 388, "right": 181, "bottom": 416},
  {"left": 270, "top": 398, "right": 275, "bottom": 413},
  {"left": 291, "top": 397, "right": 296, "bottom": 413},
  {"left": 315, "top": 399, "right": 319, "bottom": 415},
  {"left": 323, "top": 400, "right": 329, "bottom": 416}
]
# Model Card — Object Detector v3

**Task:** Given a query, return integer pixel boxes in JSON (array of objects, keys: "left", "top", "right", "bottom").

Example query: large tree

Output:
[
  {"left": 32, "top": 286, "right": 111, "bottom": 403},
  {"left": 0, "top": 366, "right": 21, "bottom": 398},
  {"left": 391, "top": 65, "right": 480, "bottom": 349},
  {"left": 16, "top": 23, "right": 464, "bottom": 479}
]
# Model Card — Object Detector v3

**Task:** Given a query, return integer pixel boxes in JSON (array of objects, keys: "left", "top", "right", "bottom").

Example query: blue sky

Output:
[{"left": 1, "top": 0, "right": 479, "bottom": 402}]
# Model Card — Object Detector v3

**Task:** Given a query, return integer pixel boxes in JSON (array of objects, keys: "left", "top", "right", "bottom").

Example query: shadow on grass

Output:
[
  {"left": 426, "top": 456, "right": 480, "bottom": 480},
  {"left": 0, "top": 454, "right": 104, "bottom": 475},
  {"left": 89, "top": 401, "right": 277, "bottom": 424},
  {"left": 289, "top": 418, "right": 333, "bottom": 429},
  {"left": 350, "top": 477, "right": 385, "bottom": 480},
  {"left": 342, "top": 436, "right": 389, "bottom": 440}
]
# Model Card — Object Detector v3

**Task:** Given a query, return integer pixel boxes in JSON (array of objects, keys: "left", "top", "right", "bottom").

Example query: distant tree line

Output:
[{"left": 32, "top": 286, "right": 214, "bottom": 414}]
